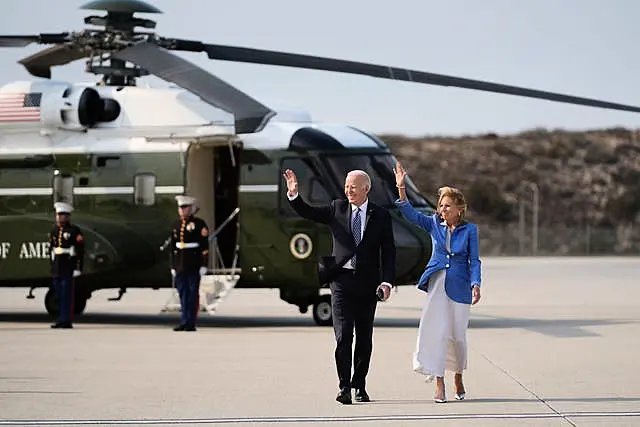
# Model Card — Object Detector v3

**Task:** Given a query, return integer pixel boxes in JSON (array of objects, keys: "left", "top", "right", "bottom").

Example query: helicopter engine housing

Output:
[{"left": 40, "top": 83, "right": 121, "bottom": 131}]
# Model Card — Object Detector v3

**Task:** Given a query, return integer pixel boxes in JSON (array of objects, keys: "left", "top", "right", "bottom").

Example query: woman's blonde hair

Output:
[{"left": 437, "top": 186, "right": 467, "bottom": 221}]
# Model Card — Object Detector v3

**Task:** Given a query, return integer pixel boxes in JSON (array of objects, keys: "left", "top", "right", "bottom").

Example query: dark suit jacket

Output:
[{"left": 289, "top": 194, "right": 396, "bottom": 291}]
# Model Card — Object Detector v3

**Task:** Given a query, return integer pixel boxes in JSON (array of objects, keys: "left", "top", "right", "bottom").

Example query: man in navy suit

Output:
[{"left": 283, "top": 168, "right": 396, "bottom": 405}]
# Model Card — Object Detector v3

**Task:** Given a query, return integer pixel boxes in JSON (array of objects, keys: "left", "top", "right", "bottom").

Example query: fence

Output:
[
  {"left": 476, "top": 222, "right": 640, "bottom": 256},
  {"left": 470, "top": 180, "right": 640, "bottom": 256}
]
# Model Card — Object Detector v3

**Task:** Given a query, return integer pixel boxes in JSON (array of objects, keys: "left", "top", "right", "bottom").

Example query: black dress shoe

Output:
[
  {"left": 354, "top": 388, "right": 370, "bottom": 402},
  {"left": 184, "top": 326, "right": 196, "bottom": 332},
  {"left": 336, "top": 387, "right": 352, "bottom": 404},
  {"left": 173, "top": 324, "right": 186, "bottom": 331}
]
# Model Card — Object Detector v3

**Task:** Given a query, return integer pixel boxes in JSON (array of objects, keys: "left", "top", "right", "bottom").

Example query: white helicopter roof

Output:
[{"left": 0, "top": 79, "right": 384, "bottom": 154}]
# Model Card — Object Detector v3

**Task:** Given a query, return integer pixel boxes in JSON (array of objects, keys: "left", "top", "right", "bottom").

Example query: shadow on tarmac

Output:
[{"left": 0, "top": 311, "right": 635, "bottom": 337}]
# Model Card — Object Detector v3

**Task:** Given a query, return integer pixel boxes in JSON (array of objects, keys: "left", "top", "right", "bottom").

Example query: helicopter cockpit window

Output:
[
  {"left": 52, "top": 173, "right": 74, "bottom": 204},
  {"left": 279, "top": 157, "right": 331, "bottom": 215},
  {"left": 309, "top": 177, "right": 330, "bottom": 203},
  {"left": 133, "top": 173, "right": 156, "bottom": 206},
  {"left": 321, "top": 153, "right": 433, "bottom": 208}
]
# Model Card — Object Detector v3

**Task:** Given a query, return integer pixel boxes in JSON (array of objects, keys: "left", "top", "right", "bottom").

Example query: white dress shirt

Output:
[{"left": 343, "top": 199, "right": 368, "bottom": 270}]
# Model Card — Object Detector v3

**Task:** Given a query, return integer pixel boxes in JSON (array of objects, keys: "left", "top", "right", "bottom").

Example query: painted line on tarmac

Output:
[
  {"left": 481, "top": 352, "right": 577, "bottom": 426},
  {"left": 1, "top": 412, "right": 640, "bottom": 425}
]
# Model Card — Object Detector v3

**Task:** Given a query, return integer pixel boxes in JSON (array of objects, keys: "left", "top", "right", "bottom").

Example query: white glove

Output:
[
  {"left": 199, "top": 267, "right": 208, "bottom": 276},
  {"left": 73, "top": 270, "right": 81, "bottom": 277},
  {"left": 170, "top": 269, "right": 176, "bottom": 277}
]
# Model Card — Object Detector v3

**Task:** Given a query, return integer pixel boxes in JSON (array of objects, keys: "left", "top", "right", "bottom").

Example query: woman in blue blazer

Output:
[{"left": 393, "top": 162, "right": 482, "bottom": 403}]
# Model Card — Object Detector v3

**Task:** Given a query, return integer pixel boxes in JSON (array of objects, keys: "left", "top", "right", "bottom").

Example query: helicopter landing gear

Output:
[
  {"left": 280, "top": 288, "right": 332, "bottom": 326},
  {"left": 108, "top": 287, "right": 126, "bottom": 301},
  {"left": 44, "top": 288, "right": 89, "bottom": 318},
  {"left": 312, "top": 294, "right": 333, "bottom": 327},
  {"left": 25, "top": 287, "right": 36, "bottom": 299}
]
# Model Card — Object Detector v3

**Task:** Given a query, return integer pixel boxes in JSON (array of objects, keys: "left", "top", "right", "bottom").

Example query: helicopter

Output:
[{"left": 2, "top": 0, "right": 640, "bottom": 326}]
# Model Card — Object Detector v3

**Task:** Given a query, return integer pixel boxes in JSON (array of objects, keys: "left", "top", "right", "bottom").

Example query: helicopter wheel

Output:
[
  {"left": 44, "top": 288, "right": 58, "bottom": 317},
  {"left": 44, "top": 288, "right": 88, "bottom": 318},
  {"left": 312, "top": 294, "right": 333, "bottom": 326}
]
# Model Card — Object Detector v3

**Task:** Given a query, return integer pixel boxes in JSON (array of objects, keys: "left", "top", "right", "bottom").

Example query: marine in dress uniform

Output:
[
  {"left": 169, "top": 195, "right": 210, "bottom": 331},
  {"left": 49, "top": 202, "right": 85, "bottom": 329}
]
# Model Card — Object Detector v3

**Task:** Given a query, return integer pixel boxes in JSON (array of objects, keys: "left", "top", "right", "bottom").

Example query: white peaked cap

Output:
[
  {"left": 175, "top": 195, "right": 197, "bottom": 207},
  {"left": 54, "top": 202, "right": 73, "bottom": 214}
]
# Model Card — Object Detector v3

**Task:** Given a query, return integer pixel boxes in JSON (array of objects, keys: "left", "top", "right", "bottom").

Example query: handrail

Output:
[
  {"left": 209, "top": 207, "right": 240, "bottom": 240},
  {"left": 159, "top": 207, "right": 240, "bottom": 251}
]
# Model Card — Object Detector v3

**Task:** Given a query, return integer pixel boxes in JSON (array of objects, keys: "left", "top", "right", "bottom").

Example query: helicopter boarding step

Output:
[{"left": 160, "top": 269, "right": 240, "bottom": 315}]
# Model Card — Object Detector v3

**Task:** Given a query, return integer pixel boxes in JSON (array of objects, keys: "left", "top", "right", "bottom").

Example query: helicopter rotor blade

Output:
[
  {"left": 0, "top": 33, "right": 70, "bottom": 47},
  {"left": 0, "top": 33, "right": 79, "bottom": 78},
  {"left": 18, "top": 44, "right": 90, "bottom": 79},
  {"left": 112, "top": 41, "right": 276, "bottom": 134},
  {"left": 168, "top": 40, "right": 640, "bottom": 114},
  {"left": 0, "top": 35, "right": 40, "bottom": 47},
  {"left": 0, "top": 33, "right": 70, "bottom": 48}
]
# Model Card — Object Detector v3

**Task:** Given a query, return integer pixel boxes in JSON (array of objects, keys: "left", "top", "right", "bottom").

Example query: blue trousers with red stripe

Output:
[
  {"left": 52, "top": 275, "right": 74, "bottom": 324},
  {"left": 175, "top": 270, "right": 201, "bottom": 327}
]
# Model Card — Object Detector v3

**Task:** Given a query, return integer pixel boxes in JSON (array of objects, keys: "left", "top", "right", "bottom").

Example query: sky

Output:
[{"left": 1, "top": 0, "right": 639, "bottom": 137}]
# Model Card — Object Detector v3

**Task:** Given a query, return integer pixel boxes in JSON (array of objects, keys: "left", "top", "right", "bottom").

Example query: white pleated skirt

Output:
[{"left": 412, "top": 268, "right": 471, "bottom": 382}]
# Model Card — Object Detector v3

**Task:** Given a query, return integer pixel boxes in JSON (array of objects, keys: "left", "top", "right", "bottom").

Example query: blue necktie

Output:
[{"left": 351, "top": 208, "right": 361, "bottom": 268}]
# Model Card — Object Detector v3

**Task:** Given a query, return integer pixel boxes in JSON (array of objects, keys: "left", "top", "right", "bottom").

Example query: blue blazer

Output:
[{"left": 394, "top": 199, "right": 481, "bottom": 304}]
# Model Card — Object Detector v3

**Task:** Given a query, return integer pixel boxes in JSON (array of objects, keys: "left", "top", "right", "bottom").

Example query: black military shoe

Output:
[
  {"left": 354, "top": 388, "right": 370, "bottom": 402},
  {"left": 51, "top": 322, "right": 72, "bottom": 329},
  {"left": 173, "top": 324, "right": 186, "bottom": 331},
  {"left": 336, "top": 387, "right": 352, "bottom": 405}
]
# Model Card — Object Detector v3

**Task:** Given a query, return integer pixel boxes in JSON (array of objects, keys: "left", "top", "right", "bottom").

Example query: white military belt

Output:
[
  {"left": 176, "top": 242, "right": 199, "bottom": 249},
  {"left": 54, "top": 247, "right": 75, "bottom": 256}
]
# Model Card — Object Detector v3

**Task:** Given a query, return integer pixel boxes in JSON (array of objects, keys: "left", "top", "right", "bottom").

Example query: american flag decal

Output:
[{"left": 0, "top": 92, "right": 42, "bottom": 122}]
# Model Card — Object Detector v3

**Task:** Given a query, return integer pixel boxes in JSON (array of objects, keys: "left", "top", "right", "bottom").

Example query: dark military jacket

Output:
[
  {"left": 49, "top": 222, "right": 85, "bottom": 278},
  {"left": 169, "top": 215, "right": 210, "bottom": 273}
]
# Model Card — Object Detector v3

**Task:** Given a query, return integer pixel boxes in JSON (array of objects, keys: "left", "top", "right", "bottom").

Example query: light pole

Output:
[
  {"left": 519, "top": 181, "right": 540, "bottom": 256},
  {"left": 518, "top": 196, "right": 525, "bottom": 255},
  {"left": 529, "top": 182, "right": 539, "bottom": 256}
]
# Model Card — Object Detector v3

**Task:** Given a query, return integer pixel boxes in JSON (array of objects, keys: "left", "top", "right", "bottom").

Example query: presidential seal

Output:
[{"left": 289, "top": 233, "right": 313, "bottom": 259}]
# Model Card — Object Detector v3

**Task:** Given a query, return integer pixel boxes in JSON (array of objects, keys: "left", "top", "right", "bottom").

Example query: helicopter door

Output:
[{"left": 184, "top": 141, "right": 240, "bottom": 274}]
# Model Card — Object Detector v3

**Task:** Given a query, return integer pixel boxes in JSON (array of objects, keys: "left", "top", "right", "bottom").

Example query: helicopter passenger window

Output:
[
  {"left": 52, "top": 174, "right": 74, "bottom": 204},
  {"left": 279, "top": 157, "right": 330, "bottom": 215},
  {"left": 133, "top": 173, "right": 156, "bottom": 206}
]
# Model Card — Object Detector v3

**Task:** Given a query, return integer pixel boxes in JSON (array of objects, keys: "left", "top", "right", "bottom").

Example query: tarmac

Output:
[{"left": 0, "top": 256, "right": 639, "bottom": 426}]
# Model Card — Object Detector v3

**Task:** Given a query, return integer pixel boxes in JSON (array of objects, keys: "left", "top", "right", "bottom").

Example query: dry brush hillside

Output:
[{"left": 379, "top": 127, "right": 640, "bottom": 256}]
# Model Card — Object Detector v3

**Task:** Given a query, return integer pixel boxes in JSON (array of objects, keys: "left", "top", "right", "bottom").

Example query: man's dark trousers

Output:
[
  {"left": 175, "top": 270, "right": 201, "bottom": 328},
  {"left": 53, "top": 275, "right": 74, "bottom": 325},
  {"left": 331, "top": 269, "right": 378, "bottom": 390}
]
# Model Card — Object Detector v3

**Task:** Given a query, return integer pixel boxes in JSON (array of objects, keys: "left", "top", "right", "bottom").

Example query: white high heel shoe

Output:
[{"left": 454, "top": 374, "right": 465, "bottom": 400}]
